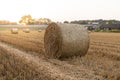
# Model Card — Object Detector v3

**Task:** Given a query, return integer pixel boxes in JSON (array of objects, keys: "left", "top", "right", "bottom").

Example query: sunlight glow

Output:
[{"left": 0, "top": 0, "right": 119, "bottom": 22}]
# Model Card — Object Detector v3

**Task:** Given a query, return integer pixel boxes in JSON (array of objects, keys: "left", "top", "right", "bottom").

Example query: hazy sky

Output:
[{"left": 0, "top": 0, "right": 119, "bottom": 22}]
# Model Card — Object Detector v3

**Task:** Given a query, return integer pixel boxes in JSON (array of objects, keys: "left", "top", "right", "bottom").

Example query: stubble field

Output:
[{"left": 0, "top": 29, "right": 120, "bottom": 80}]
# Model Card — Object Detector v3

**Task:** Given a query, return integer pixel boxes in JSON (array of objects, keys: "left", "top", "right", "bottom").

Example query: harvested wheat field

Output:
[{"left": 0, "top": 30, "right": 120, "bottom": 80}]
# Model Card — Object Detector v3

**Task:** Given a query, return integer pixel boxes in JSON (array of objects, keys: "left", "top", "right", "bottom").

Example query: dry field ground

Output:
[{"left": 0, "top": 29, "right": 120, "bottom": 80}]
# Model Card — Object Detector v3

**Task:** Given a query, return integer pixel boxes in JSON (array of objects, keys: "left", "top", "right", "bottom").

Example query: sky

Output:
[{"left": 0, "top": 0, "right": 119, "bottom": 22}]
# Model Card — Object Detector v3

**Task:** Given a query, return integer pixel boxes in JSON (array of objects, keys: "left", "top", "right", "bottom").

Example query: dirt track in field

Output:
[{"left": 0, "top": 30, "right": 120, "bottom": 80}]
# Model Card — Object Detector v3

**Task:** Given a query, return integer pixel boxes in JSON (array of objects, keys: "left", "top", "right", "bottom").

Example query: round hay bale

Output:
[
  {"left": 44, "top": 23, "right": 89, "bottom": 58},
  {"left": 23, "top": 28, "right": 30, "bottom": 33},
  {"left": 38, "top": 30, "right": 42, "bottom": 32},
  {"left": 88, "top": 31, "right": 91, "bottom": 33},
  {"left": 11, "top": 28, "right": 18, "bottom": 34}
]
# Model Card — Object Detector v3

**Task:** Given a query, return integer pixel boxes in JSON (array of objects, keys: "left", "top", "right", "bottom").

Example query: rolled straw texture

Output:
[{"left": 44, "top": 23, "right": 89, "bottom": 58}]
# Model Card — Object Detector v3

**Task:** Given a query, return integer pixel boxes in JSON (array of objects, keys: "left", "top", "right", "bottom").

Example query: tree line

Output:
[
  {"left": 0, "top": 20, "right": 17, "bottom": 25},
  {"left": 19, "top": 15, "right": 51, "bottom": 25},
  {"left": 0, "top": 15, "right": 51, "bottom": 25},
  {"left": 65, "top": 19, "right": 120, "bottom": 25}
]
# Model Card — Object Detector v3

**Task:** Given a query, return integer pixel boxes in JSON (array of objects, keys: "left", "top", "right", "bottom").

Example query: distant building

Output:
[
  {"left": 91, "top": 22, "right": 99, "bottom": 25},
  {"left": 82, "top": 24, "right": 100, "bottom": 30},
  {"left": 100, "top": 24, "right": 120, "bottom": 30}
]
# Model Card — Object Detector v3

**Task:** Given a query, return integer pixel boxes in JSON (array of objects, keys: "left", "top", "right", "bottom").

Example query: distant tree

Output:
[
  {"left": 80, "top": 21, "right": 88, "bottom": 24},
  {"left": 10, "top": 22, "right": 17, "bottom": 25},
  {"left": 37, "top": 18, "right": 51, "bottom": 24},
  {"left": 19, "top": 15, "right": 33, "bottom": 25},
  {"left": 70, "top": 20, "right": 88, "bottom": 24},
  {"left": 64, "top": 21, "right": 69, "bottom": 23},
  {"left": 71, "top": 20, "right": 81, "bottom": 24},
  {"left": 0, "top": 20, "right": 10, "bottom": 25}
]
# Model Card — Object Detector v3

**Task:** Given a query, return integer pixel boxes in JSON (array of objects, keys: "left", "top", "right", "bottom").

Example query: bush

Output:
[
  {"left": 94, "top": 27, "right": 101, "bottom": 32},
  {"left": 110, "top": 29, "right": 120, "bottom": 33}
]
